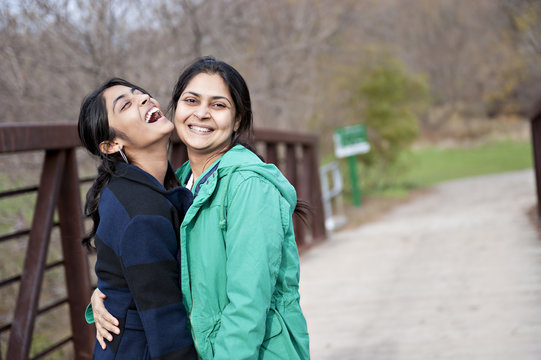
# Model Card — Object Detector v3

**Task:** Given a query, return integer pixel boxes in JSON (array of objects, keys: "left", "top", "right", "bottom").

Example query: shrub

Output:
[{"left": 344, "top": 55, "right": 430, "bottom": 191}]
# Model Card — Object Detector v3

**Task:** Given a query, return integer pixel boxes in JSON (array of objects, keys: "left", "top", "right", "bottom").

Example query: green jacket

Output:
[{"left": 177, "top": 145, "right": 310, "bottom": 360}]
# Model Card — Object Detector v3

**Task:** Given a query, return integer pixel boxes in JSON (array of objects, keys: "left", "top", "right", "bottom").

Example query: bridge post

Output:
[
  {"left": 7, "top": 150, "right": 66, "bottom": 360},
  {"left": 57, "top": 149, "right": 94, "bottom": 359},
  {"left": 531, "top": 100, "right": 541, "bottom": 217}
]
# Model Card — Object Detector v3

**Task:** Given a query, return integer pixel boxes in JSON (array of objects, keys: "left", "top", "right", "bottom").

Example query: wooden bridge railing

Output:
[{"left": 0, "top": 123, "right": 326, "bottom": 359}]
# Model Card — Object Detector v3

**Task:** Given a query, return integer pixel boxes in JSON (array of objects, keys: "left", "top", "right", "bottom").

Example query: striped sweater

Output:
[{"left": 92, "top": 162, "right": 196, "bottom": 360}]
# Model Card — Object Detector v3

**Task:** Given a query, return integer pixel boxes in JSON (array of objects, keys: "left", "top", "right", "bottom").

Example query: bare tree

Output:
[
  {"left": 0, "top": 0, "right": 149, "bottom": 123},
  {"left": 498, "top": 0, "right": 541, "bottom": 114},
  {"left": 1, "top": 0, "right": 538, "bottom": 135}
]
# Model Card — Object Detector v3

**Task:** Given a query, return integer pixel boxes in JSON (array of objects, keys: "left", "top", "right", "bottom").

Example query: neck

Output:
[
  {"left": 130, "top": 146, "right": 169, "bottom": 185},
  {"left": 187, "top": 147, "right": 228, "bottom": 181}
]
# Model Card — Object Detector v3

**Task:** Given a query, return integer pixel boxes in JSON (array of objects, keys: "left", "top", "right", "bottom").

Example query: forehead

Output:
[
  {"left": 103, "top": 85, "right": 133, "bottom": 111},
  {"left": 184, "top": 73, "right": 231, "bottom": 98}
]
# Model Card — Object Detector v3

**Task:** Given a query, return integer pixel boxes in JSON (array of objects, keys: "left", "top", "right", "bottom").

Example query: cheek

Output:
[
  {"left": 174, "top": 108, "right": 189, "bottom": 126},
  {"left": 217, "top": 112, "right": 237, "bottom": 129}
]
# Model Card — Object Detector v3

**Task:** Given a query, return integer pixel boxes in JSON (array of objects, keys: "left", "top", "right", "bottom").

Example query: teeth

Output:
[
  {"left": 145, "top": 107, "right": 160, "bottom": 123},
  {"left": 190, "top": 125, "right": 211, "bottom": 133}
]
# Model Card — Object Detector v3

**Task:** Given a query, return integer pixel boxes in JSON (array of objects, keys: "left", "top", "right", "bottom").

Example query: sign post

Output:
[{"left": 334, "top": 124, "right": 370, "bottom": 207}]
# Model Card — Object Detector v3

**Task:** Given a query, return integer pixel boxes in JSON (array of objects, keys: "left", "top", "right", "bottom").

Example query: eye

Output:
[
  {"left": 212, "top": 102, "right": 227, "bottom": 109},
  {"left": 121, "top": 101, "right": 131, "bottom": 111},
  {"left": 182, "top": 97, "right": 197, "bottom": 104}
]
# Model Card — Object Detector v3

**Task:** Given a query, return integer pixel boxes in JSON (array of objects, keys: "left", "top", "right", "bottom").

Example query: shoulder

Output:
[
  {"left": 107, "top": 177, "right": 173, "bottom": 220},
  {"left": 226, "top": 171, "right": 281, "bottom": 206},
  {"left": 220, "top": 144, "right": 263, "bottom": 167}
]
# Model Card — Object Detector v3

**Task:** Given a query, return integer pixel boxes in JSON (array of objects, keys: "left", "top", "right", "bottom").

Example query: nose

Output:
[
  {"left": 138, "top": 93, "right": 151, "bottom": 106},
  {"left": 193, "top": 105, "right": 210, "bottom": 119}
]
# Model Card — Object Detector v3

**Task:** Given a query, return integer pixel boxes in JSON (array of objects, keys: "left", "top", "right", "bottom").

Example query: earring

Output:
[{"left": 118, "top": 147, "right": 128, "bottom": 164}]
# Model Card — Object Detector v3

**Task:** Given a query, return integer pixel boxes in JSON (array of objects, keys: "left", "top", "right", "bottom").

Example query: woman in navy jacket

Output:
[{"left": 78, "top": 78, "right": 196, "bottom": 359}]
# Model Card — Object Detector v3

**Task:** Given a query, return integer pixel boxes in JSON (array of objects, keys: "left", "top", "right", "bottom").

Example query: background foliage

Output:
[{"left": 344, "top": 54, "right": 429, "bottom": 189}]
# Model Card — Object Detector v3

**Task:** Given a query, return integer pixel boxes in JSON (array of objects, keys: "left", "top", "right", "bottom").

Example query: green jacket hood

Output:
[{"left": 176, "top": 144, "right": 297, "bottom": 209}]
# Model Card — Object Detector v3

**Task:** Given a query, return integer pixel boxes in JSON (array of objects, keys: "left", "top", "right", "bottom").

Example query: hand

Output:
[{"left": 91, "top": 288, "right": 120, "bottom": 350}]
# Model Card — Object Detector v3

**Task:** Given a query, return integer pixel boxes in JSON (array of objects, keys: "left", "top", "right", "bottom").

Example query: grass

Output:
[
  {"left": 350, "top": 139, "right": 533, "bottom": 198},
  {"left": 399, "top": 140, "right": 533, "bottom": 188},
  {"left": 338, "top": 139, "right": 533, "bottom": 228}
]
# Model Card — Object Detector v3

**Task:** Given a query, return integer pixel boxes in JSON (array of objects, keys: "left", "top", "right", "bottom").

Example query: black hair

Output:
[{"left": 78, "top": 77, "right": 178, "bottom": 249}]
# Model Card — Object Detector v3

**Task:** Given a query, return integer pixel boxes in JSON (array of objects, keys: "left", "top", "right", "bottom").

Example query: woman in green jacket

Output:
[{"left": 92, "top": 56, "right": 310, "bottom": 359}]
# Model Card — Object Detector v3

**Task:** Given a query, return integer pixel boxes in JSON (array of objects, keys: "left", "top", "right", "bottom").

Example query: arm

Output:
[
  {"left": 120, "top": 215, "right": 193, "bottom": 358},
  {"left": 212, "top": 176, "right": 285, "bottom": 360}
]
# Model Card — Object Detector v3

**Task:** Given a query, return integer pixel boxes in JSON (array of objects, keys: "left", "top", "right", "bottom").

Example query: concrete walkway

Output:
[{"left": 299, "top": 170, "right": 541, "bottom": 360}]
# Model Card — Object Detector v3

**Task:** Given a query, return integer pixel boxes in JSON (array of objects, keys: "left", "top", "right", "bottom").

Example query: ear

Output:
[
  {"left": 99, "top": 140, "right": 121, "bottom": 155},
  {"left": 233, "top": 117, "right": 241, "bottom": 133}
]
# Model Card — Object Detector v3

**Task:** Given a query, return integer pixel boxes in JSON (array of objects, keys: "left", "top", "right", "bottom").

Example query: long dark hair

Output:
[
  {"left": 78, "top": 77, "right": 178, "bottom": 249},
  {"left": 169, "top": 56, "right": 311, "bottom": 222}
]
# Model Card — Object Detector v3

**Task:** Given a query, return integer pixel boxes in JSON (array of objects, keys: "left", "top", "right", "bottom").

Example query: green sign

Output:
[{"left": 334, "top": 124, "right": 370, "bottom": 158}]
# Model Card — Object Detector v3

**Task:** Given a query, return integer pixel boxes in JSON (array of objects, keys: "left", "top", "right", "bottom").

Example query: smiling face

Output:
[
  {"left": 174, "top": 73, "right": 240, "bottom": 162},
  {"left": 102, "top": 85, "right": 174, "bottom": 158}
]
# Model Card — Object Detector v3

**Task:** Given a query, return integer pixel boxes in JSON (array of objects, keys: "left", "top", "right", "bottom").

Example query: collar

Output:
[
  {"left": 115, "top": 161, "right": 193, "bottom": 214},
  {"left": 184, "top": 162, "right": 220, "bottom": 198}
]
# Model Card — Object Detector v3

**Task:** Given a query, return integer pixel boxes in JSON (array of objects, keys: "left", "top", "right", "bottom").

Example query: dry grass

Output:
[{"left": 417, "top": 113, "right": 530, "bottom": 148}]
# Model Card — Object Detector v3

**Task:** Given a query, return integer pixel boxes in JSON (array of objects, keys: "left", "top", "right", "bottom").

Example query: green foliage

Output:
[{"left": 343, "top": 55, "right": 430, "bottom": 189}]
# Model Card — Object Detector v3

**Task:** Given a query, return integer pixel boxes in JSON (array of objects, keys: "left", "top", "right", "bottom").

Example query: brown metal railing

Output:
[
  {"left": 0, "top": 124, "right": 94, "bottom": 360},
  {"left": 0, "top": 123, "right": 326, "bottom": 359},
  {"left": 531, "top": 100, "right": 541, "bottom": 217}
]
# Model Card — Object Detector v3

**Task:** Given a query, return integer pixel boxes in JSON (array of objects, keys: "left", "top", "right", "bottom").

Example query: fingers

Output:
[
  {"left": 96, "top": 319, "right": 114, "bottom": 342},
  {"left": 91, "top": 288, "right": 120, "bottom": 350},
  {"left": 94, "top": 300, "right": 120, "bottom": 334},
  {"left": 98, "top": 311, "right": 120, "bottom": 335},
  {"left": 92, "top": 288, "right": 106, "bottom": 302},
  {"left": 96, "top": 288, "right": 106, "bottom": 299},
  {"left": 97, "top": 330, "right": 107, "bottom": 350},
  {"left": 94, "top": 307, "right": 119, "bottom": 350}
]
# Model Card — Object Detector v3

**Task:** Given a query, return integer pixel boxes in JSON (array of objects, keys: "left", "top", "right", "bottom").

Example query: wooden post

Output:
[
  {"left": 532, "top": 103, "right": 541, "bottom": 217},
  {"left": 308, "top": 143, "right": 326, "bottom": 242},
  {"left": 265, "top": 142, "right": 279, "bottom": 166},
  {"left": 7, "top": 150, "right": 65, "bottom": 360},
  {"left": 57, "top": 149, "right": 94, "bottom": 359}
]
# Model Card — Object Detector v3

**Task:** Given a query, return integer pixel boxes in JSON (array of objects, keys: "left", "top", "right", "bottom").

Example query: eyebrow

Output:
[
  {"left": 112, "top": 87, "right": 136, "bottom": 112},
  {"left": 183, "top": 91, "right": 232, "bottom": 106}
]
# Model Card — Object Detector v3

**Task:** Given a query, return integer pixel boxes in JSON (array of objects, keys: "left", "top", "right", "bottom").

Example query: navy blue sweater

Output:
[{"left": 92, "top": 162, "right": 196, "bottom": 360}]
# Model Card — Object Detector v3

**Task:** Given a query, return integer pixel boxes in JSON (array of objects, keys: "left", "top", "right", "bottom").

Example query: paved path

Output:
[{"left": 299, "top": 170, "right": 541, "bottom": 360}]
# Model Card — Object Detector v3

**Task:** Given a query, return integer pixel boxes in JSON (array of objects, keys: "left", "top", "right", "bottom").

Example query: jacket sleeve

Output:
[
  {"left": 85, "top": 302, "right": 94, "bottom": 324},
  {"left": 120, "top": 215, "right": 194, "bottom": 358},
  {"left": 212, "top": 175, "right": 286, "bottom": 360}
]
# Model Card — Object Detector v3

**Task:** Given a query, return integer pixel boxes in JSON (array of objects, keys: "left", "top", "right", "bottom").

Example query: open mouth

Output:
[{"left": 145, "top": 107, "right": 163, "bottom": 123}]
